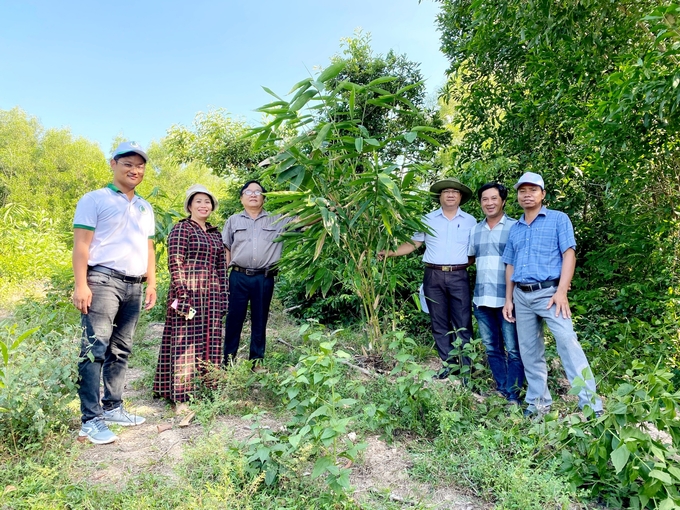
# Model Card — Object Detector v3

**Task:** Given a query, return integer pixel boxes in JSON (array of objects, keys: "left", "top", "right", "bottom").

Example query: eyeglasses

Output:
[
  {"left": 243, "top": 190, "right": 263, "bottom": 196},
  {"left": 118, "top": 161, "right": 146, "bottom": 171}
]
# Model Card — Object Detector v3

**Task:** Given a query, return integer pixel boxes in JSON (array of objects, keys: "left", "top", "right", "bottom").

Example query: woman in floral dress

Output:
[{"left": 153, "top": 184, "right": 227, "bottom": 408}]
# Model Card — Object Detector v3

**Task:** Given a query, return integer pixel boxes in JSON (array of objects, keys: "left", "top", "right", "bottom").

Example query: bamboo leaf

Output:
[
  {"left": 290, "top": 90, "right": 317, "bottom": 112},
  {"left": 318, "top": 61, "right": 346, "bottom": 83},
  {"left": 312, "top": 123, "right": 333, "bottom": 149},
  {"left": 261, "top": 86, "right": 283, "bottom": 101}
]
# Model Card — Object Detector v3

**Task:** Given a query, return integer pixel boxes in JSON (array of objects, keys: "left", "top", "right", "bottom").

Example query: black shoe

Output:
[{"left": 433, "top": 367, "right": 451, "bottom": 380}]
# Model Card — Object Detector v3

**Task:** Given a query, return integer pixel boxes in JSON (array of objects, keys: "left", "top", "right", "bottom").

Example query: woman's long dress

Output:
[{"left": 153, "top": 219, "right": 228, "bottom": 402}]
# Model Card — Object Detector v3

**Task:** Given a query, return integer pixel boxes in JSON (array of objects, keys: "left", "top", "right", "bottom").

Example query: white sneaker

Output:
[
  {"left": 103, "top": 405, "right": 146, "bottom": 427},
  {"left": 79, "top": 417, "right": 118, "bottom": 444}
]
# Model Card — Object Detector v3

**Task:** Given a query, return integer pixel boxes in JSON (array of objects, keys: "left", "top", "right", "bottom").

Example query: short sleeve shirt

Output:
[
  {"left": 73, "top": 184, "right": 155, "bottom": 276},
  {"left": 222, "top": 210, "right": 293, "bottom": 269},
  {"left": 412, "top": 207, "right": 476, "bottom": 265},
  {"left": 502, "top": 206, "right": 576, "bottom": 284},
  {"left": 468, "top": 214, "right": 516, "bottom": 307}
]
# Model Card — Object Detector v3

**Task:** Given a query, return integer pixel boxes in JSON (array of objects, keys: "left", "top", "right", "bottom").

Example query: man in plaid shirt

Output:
[{"left": 468, "top": 183, "right": 524, "bottom": 405}]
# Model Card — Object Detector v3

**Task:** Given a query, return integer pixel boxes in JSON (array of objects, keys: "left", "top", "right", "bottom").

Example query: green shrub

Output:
[
  {"left": 548, "top": 362, "right": 680, "bottom": 509},
  {"left": 0, "top": 321, "right": 80, "bottom": 448}
]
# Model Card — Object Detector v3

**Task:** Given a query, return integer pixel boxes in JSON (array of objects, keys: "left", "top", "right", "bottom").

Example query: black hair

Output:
[
  {"left": 477, "top": 182, "right": 508, "bottom": 201},
  {"left": 240, "top": 180, "right": 266, "bottom": 196},
  {"left": 113, "top": 151, "right": 145, "bottom": 162},
  {"left": 187, "top": 192, "right": 216, "bottom": 211}
]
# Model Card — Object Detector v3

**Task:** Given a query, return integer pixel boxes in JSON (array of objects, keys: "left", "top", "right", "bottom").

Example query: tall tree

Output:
[{"left": 436, "top": 0, "right": 680, "bottom": 323}]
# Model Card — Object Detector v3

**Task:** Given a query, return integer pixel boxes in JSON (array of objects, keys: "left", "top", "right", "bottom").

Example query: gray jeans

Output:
[
  {"left": 77, "top": 271, "right": 143, "bottom": 423},
  {"left": 513, "top": 286, "right": 602, "bottom": 412}
]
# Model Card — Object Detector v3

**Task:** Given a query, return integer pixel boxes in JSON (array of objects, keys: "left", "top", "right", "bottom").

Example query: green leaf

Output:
[
  {"left": 667, "top": 465, "right": 680, "bottom": 481},
  {"left": 649, "top": 469, "right": 673, "bottom": 485},
  {"left": 261, "top": 86, "right": 283, "bottom": 100},
  {"left": 659, "top": 498, "right": 678, "bottom": 510},
  {"left": 611, "top": 445, "right": 630, "bottom": 474},
  {"left": 355, "top": 137, "right": 364, "bottom": 153},
  {"left": 264, "top": 464, "right": 278, "bottom": 486},
  {"left": 307, "top": 404, "right": 329, "bottom": 422},
  {"left": 404, "top": 132, "right": 417, "bottom": 143},
  {"left": 290, "top": 90, "right": 317, "bottom": 112},
  {"left": 11, "top": 327, "right": 38, "bottom": 350},
  {"left": 288, "top": 77, "right": 312, "bottom": 94},
  {"left": 318, "top": 61, "right": 346, "bottom": 83},
  {"left": 0, "top": 341, "right": 7, "bottom": 366},
  {"left": 366, "top": 76, "right": 398, "bottom": 87},
  {"left": 349, "top": 87, "right": 355, "bottom": 118},
  {"left": 312, "top": 123, "right": 333, "bottom": 149},
  {"left": 288, "top": 433, "right": 302, "bottom": 448},
  {"left": 312, "top": 456, "right": 333, "bottom": 478}
]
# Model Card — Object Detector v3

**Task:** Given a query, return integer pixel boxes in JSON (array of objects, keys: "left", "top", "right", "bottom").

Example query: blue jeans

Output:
[
  {"left": 78, "top": 271, "right": 143, "bottom": 423},
  {"left": 473, "top": 304, "right": 524, "bottom": 400},
  {"left": 513, "top": 286, "right": 603, "bottom": 412}
]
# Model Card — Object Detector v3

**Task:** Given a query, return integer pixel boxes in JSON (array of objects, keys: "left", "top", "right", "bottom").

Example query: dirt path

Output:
[{"left": 71, "top": 323, "right": 489, "bottom": 509}]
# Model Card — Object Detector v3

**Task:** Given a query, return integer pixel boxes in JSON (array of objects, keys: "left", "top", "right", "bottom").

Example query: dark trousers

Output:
[
  {"left": 78, "top": 271, "right": 143, "bottom": 423},
  {"left": 224, "top": 270, "right": 275, "bottom": 361},
  {"left": 423, "top": 267, "right": 473, "bottom": 365}
]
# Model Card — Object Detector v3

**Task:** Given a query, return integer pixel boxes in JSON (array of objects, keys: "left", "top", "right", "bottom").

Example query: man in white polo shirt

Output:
[{"left": 72, "top": 141, "right": 156, "bottom": 444}]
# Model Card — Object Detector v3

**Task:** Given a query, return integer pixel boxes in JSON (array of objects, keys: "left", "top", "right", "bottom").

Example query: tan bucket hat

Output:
[{"left": 184, "top": 184, "right": 218, "bottom": 214}]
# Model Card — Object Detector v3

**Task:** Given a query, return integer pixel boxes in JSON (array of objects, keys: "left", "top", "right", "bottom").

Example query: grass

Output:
[{"left": 1, "top": 288, "right": 617, "bottom": 509}]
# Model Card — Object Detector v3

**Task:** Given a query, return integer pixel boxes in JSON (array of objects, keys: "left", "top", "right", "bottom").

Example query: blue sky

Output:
[{"left": 0, "top": 0, "right": 449, "bottom": 154}]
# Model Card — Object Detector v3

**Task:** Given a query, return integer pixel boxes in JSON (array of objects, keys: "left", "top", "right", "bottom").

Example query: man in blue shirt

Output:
[
  {"left": 468, "top": 183, "right": 524, "bottom": 404},
  {"left": 502, "top": 172, "right": 603, "bottom": 417},
  {"left": 382, "top": 179, "right": 476, "bottom": 379}
]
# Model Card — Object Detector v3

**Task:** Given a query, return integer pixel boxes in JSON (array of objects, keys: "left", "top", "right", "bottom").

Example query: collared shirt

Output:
[
  {"left": 468, "top": 214, "right": 517, "bottom": 307},
  {"left": 412, "top": 207, "right": 476, "bottom": 265},
  {"left": 222, "top": 210, "right": 293, "bottom": 269},
  {"left": 502, "top": 206, "right": 576, "bottom": 284},
  {"left": 73, "top": 184, "right": 155, "bottom": 276}
]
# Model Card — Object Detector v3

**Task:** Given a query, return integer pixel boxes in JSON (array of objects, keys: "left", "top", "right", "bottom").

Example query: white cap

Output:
[
  {"left": 112, "top": 141, "right": 148, "bottom": 162},
  {"left": 514, "top": 172, "right": 545, "bottom": 190}
]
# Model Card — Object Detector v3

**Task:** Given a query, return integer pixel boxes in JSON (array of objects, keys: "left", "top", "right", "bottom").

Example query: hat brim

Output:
[{"left": 429, "top": 180, "right": 473, "bottom": 205}]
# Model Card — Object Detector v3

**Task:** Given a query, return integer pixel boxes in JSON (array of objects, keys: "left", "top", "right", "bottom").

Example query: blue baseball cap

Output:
[
  {"left": 514, "top": 172, "right": 544, "bottom": 190},
  {"left": 112, "top": 141, "right": 148, "bottom": 162}
]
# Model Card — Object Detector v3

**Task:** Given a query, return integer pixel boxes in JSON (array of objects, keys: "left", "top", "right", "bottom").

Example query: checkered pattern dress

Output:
[{"left": 153, "top": 219, "right": 228, "bottom": 403}]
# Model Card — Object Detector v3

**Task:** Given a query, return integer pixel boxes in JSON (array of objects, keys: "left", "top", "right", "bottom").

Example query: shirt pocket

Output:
[
  {"left": 261, "top": 226, "right": 281, "bottom": 243},
  {"left": 232, "top": 227, "right": 248, "bottom": 242}
]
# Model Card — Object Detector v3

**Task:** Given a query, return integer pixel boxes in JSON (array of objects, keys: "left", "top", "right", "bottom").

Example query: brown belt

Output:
[
  {"left": 424, "top": 263, "right": 469, "bottom": 272},
  {"left": 231, "top": 265, "right": 278, "bottom": 278}
]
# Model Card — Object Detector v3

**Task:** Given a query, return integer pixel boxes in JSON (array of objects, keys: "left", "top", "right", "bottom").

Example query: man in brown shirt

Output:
[{"left": 222, "top": 180, "right": 292, "bottom": 366}]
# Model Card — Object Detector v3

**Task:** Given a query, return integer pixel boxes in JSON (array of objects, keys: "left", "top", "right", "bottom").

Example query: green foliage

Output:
[
  {"left": 247, "top": 326, "right": 367, "bottom": 493},
  {"left": 0, "top": 319, "right": 79, "bottom": 449},
  {"left": 0, "top": 203, "right": 71, "bottom": 297},
  {"left": 329, "top": 30, "right": 450, "bottom": 163},
  {"left": 549, "top": 362, "right": 680, "bottom": 508},
  {"left": 0, "top": 108, "right": 110, "bottom": 232},
  {"left": 163, "top": 108, "right": 272, "bottom": 181},
  {"left": 436, "top": 0, "right": 680, "bottom": 376},
  {"left": 251, "top": 51, "right": 443, "bottom": 345}
]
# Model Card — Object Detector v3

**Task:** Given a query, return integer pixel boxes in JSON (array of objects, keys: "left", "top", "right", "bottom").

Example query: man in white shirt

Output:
[
  {"left": 382, "top": 179, "right": 476, "bottom": 379},
  {"left": 72, "top": 141, "right": 156, "bottom": 444}
]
